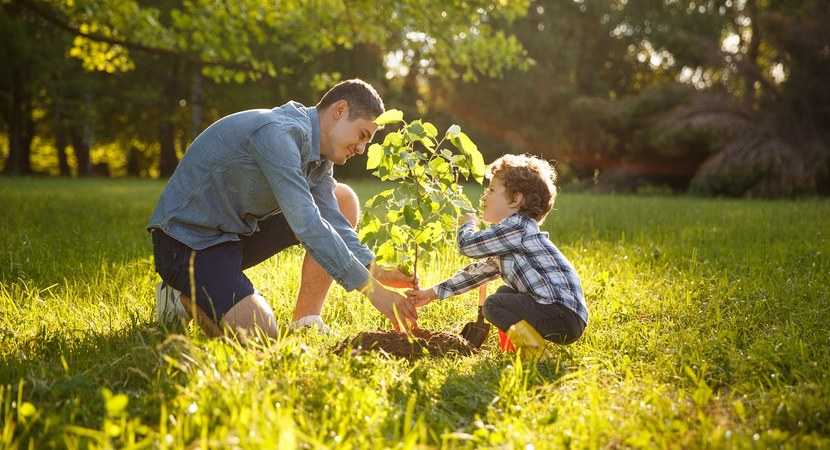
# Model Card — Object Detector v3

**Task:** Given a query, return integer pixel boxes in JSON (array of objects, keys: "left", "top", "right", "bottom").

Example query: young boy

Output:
[{"left": 406, "top": 154, "right": 588, "bottom": 358}]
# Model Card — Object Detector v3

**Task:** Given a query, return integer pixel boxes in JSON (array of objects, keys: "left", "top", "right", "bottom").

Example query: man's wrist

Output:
[{"left": 358, "top": 277, "right": 378, "bottom": 295}]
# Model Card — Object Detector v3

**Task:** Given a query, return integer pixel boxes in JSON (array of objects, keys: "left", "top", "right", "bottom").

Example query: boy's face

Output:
[{"left": 481, "top": 176, "right": 522, "bottom": 223}]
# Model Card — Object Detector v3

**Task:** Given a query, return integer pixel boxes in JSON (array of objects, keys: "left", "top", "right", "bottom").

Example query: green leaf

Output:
[
  {"left": 428, "top": 158, "right": 449, "bottom": 175},
  {"left": 407, "top": 121, "right": 426, "bottom": 140},
  {"left": 370, "top": 189, "right": 394, "bottom": 207},
  {"left": 390, "top": 225, "right": 406, "bottom": 243},
  {"left": 451, "top": 131, "right": 478, "bottom": 157},
  {"left": 470, "top": 149, "right": 486, "bottom": 184},
  {"left": 106, "top": 394, "right": 129, "bottom": 416},
  {"left": 366, "top": 143, "right": 383, "bottom": 170},
  {"left": 375, "top": 241, "right": 395, "bottom": 264},
  {"left": 374, "top": 109, "right": 404, "bottom": 125},
  {"left": 19, "top": 402, "right": 36, "bottom": 419},
  {"left": 403, "top": 205, "right": 420, "bottom": 228},
  {"left": 384, "top": 132, "right": 403, "bottom": 147}
]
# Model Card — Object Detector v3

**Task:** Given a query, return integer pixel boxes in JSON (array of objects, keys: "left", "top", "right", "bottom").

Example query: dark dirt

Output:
[{"left": 333, "top": 328, "right": 480, "bottom": 358}]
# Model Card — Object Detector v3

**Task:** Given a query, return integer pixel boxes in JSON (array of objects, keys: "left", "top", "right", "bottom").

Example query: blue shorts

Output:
[{"left": 151, "top": 214, "right": 299, "bottom": 322}]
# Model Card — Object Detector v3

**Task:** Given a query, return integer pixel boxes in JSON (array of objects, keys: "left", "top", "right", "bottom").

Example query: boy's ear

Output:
[{"left": 509, "top": 192, "right": 524, "bottom": 209}]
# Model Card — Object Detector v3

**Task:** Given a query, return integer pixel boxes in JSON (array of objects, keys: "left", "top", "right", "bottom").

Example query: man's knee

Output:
[
  {"left": 334, "top": 183, "right": 359, "bottom": 227},
  {"left": 221, "top": 293, "right": 279, "bottom": 340}
]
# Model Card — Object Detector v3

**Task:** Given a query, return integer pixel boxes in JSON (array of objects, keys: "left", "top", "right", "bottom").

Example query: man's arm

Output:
[
  {"left": 310, "top": 171, "right": 376, "bottom": 266},
  {"left": 249, "top": 123, "right": 370, "bottom": 291},
  {"left": 359, "top": 278, "right": 419, "bottom": 332}
]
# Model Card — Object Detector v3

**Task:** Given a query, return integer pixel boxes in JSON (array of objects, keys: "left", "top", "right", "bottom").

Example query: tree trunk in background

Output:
[
  {"left": 158, "top": 59, "right": 180, "bottom": 178},
  {"left": 70, "top": 129, "right": 90, "bottom": 177},
  {"left": 190, "top": 71, "right": 203, "bottom": 141},
  {"left": 3, "top": 69, "right": 33, "bottom": 175},
  {"left": 743, "top": 0, "right": 759, "bottom": 110},
  {"left": 71, "top": 89, "right": 94, "bottom": 176},
  {"left": 52, "top": 101, "right": 71, "bottom": 176}
]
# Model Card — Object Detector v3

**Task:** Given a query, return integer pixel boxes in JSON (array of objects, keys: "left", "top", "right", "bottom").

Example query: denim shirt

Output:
[{"left": 148, "top": 101, "right": 374, "bottom": 291}]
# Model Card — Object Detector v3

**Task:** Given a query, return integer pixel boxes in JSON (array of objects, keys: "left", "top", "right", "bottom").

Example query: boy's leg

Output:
[
  {"left": 290, "top": 183, "right": 360, "bottom": 324},
  {"left": 482, "top": 286, "right": 585, "bottom": 344}
]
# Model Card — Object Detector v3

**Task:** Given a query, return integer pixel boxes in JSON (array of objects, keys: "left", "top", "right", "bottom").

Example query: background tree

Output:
[
  {"left": 1, "top": 0, "right": 827, "bottom": 196},
  {"left": 1, "top": 0, "right": 533, "bottom": 177},
  {"left": 427, "top": 0, "right": 829, "bottom": 196}
]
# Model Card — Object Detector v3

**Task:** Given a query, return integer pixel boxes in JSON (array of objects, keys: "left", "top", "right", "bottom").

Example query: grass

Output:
[{"left": 1, "top": 176, "right": 828, "bottom": 449}]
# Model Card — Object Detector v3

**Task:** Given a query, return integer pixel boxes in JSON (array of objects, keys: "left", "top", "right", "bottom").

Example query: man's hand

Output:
[
  {"left": 405, "top": 288, "right": 438, "bottom": 308},
  {"left": 371, "top": 263, "right": 420, "bottom": 289},
  {"left": 459, "top": 213, "right": 478, "bottom": 227},
  {"left": 360, "top": 279, "right": 418, "bottom": 332}
]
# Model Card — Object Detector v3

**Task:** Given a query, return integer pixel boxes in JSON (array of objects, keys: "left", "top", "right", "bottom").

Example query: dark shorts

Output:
[
  {"left": 151, "top": 213, "right": 299, "bottom": 322},
  {"left": 482, "top": 285, "right": 586, "bottom": 345}
]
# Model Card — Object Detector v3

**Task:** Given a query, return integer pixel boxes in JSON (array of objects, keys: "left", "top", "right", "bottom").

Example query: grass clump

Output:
[{"left": 1, "top": 177, "right": 828, "bottom": 449}]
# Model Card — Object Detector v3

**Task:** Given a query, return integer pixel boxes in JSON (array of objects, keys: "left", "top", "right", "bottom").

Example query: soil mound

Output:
[{"left": 334, "top": 328, "right": 479, "bottom": 358}]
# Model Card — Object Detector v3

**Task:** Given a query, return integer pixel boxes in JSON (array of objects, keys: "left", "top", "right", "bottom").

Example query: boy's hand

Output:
[
  {"left": 406, "top": 288, "right": 438, "bottom": 308},
  {"left": 372, "top": 264, "right": 420, "bottom": 289},
  {"left": 458, "top": 213, "right": 478, "bottom": 227}
]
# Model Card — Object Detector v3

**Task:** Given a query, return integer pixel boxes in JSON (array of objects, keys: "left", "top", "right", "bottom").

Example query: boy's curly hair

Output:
[{"left": 486, "top": 154, "right": 558, "bottom": 223}]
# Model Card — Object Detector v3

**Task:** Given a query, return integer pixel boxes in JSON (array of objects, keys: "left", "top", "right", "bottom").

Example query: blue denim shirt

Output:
[{"left": 148, "top": 101, "right": 374, "bottom": 291}]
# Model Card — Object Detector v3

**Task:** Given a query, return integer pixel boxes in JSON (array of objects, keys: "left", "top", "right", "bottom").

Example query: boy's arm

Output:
[
  {"left": 407, "top": 258, "right": 498, "bottom": 307},
  {"left": 433, "top": 258, "right": 501, "bottom": 300}
]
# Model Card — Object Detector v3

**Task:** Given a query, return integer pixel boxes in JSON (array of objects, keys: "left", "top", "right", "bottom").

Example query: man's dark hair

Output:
[{"left": 317, "top": 79, "right": 384, "bottom": 121}]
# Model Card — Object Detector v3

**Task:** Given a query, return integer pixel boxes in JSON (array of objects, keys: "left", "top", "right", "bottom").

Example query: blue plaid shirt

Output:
[{"left": 434, "top": 213, "right": 588, "bottom": 325}]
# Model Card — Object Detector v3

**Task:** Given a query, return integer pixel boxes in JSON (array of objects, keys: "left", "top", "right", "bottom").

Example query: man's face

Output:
[{"left": 321, "top": 105, "right": 379, "bottom": 165}]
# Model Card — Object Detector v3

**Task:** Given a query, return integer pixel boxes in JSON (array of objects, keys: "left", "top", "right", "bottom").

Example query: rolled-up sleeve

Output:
[{"left": 248, "top": 123, "right": 370, "bottom": 291}]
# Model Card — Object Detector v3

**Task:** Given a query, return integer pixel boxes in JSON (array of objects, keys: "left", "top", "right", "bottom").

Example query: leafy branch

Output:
[{"left": 359, "top": 110, "right": 486, "bottom": 279}]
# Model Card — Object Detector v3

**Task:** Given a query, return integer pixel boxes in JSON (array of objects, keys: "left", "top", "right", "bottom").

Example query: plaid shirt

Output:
[{"left": 434, "top": 213, "right": 588, "bottom": 325}]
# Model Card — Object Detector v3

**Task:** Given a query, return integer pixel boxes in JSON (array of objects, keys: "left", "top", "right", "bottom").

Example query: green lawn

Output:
[{"left": 1, "top": 177, "right": 828, "bottom": 449}]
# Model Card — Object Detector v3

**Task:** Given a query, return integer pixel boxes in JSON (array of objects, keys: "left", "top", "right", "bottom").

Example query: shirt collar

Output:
[
  {"left": 502, "top": 212, "right": 538, "bottom": 228},
  {"left": 308, "top": 106, "right": 322, "bottom": 162}
]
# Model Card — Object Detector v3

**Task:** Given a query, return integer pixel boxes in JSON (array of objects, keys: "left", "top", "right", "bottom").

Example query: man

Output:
[{"left": 148, "top": 79, "right": 418, "bottom": 339}]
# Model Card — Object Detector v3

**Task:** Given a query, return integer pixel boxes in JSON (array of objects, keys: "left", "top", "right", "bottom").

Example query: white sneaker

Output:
[
  {"left": 289, "top": 315, "right": 332, "bottom": 334},
  {"left": 155, "top": 281, "right": 191, "bottom": 325}
]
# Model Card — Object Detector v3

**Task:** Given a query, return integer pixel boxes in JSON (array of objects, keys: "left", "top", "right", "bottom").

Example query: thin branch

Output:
[{"left": 13, "top": 0, "right": 268, "bottom": 75}]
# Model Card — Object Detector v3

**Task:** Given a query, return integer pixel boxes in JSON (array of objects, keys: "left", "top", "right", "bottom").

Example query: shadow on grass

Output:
[
  {"left": 413, "top": 345, "right": 574, "bottom": 432},
  {"left": 1, "top": 315, "right": 191, "bottom": 432}
]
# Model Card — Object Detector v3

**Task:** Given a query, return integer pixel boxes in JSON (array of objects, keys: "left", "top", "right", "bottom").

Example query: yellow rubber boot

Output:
[{"left": 506, "top": 320, "right": 547, "bottom": 361}]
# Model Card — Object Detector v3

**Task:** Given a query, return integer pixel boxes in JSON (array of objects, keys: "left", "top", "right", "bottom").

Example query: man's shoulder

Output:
[{"left": 274, "top": 101, "right": 311, "bottom": 120}]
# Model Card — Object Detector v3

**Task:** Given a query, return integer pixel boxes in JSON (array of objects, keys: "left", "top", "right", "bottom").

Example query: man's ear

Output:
[
  {"left": 332, "top": 99, "right": 349, "bottom": 120},
  {"left": 509, "top": 192, "right": 524, "bottom": 209}
]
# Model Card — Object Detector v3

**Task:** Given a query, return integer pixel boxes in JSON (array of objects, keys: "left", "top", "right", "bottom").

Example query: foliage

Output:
[
  {"left": 428, "top": 0, "right": 830, "bottom": 197},
  {"left": 2, "top": 0, "right": 533, "bottom": 176},
  {"left": 1, "top": 178, "right": 829, "bottom": 448},
  {"left": 359, "top": 110, "right": 485, "bottom": 278},
  {"left": 16, "top": 0, "right": 532, "bottom": 84}
]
